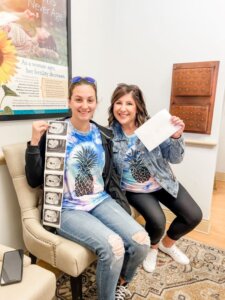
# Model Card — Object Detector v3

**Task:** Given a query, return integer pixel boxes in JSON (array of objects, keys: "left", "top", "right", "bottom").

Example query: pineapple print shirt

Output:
[
  {"left": 121, "top": 134, "right": 162, "bottom": 193},
  {"left": 63, "top": 121, "right": 109, "bottom": 211}
]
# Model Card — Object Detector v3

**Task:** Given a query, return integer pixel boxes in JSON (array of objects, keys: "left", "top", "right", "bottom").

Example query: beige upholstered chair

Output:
[
  {"left": 3, "top": 142, "right": 140, "bottom": 300},
  {"left": 3, "top": 143, "right": 96, "bottom": 300},
  {"left": 0, "top": 243, "right": 56, "bottom": 300}
]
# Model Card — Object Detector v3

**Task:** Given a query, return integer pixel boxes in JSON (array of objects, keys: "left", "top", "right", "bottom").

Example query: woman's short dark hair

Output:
[{"left": 108, "top": 83, "right": 149, "bottom": 127}]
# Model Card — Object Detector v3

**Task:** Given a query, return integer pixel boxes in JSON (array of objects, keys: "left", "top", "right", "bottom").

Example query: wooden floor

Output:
[{"left": 186, "top": 180, "right": 225, "bottom": 249}]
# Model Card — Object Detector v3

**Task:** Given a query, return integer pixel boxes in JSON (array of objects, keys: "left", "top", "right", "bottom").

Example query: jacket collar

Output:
[
  {"left": 111, "top": 121, "right": 127, "bottom": 141},
  {"left": 91, "top": 120, "right": 113, "bottom": 140}
]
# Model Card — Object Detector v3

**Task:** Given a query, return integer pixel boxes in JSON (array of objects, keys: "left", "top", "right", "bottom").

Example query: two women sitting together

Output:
[{"left": 25, "top": 77, "right": 202, "bottom": 300}]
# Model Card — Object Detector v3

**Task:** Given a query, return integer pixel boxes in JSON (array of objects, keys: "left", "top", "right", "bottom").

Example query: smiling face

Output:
[
  {"left": 109, "top": 84, "right": 149, "bottom": 128},
  {"left": 69, "top": 84, "right": 97, "bottom": 125},
  {"left": 113, "top": 92, "right": 137, "bottom": 129}
]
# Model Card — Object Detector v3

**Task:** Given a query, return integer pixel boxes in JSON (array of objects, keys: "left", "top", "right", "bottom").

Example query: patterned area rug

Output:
[{"left": 56, "top": 238, "right": 225, "bottom": 300}]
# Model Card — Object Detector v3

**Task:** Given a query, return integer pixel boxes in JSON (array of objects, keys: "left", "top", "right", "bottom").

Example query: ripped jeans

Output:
[{"left": 57, "top": 196, "right": 149, "bottom": 300}]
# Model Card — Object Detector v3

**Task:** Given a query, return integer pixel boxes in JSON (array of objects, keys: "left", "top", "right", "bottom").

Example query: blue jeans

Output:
[{"left": 57, "top": 197, "right": 149, "bottom": 300}]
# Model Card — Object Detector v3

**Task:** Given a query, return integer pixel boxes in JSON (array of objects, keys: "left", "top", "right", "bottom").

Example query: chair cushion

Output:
[
  {"left": 55, "top": 237, "right": 96, "bottom": 276},
  {"left": 0, "top": 264, "right": 56, "bottom": 300}
]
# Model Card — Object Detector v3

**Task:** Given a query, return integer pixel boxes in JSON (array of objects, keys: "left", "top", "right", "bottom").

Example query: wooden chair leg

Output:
[
  {"left": 70, "top": 274, "right": 82, "bottom": 300},
  {"left": 29, "top": 252, "right": 37, "bottom": 264}
]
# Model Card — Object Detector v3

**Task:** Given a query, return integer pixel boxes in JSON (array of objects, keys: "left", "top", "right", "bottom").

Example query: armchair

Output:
[{"left": 2, "top": 143, "right": 96, "bottom": 300}]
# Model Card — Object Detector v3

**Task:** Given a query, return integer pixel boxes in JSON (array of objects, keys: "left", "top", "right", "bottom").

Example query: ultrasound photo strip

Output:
[
  {"left": 47, "top": 121, "right": 68, "bottom": 136},
  {"left": 46, "top": 138, "right": 67, "bottom": 153},
  {"left": 45, "top": 156, "right": 65, "bottom": 171},
  {"left": 43, "top": 121, "right": 68, "bottom": 228},
  {"left": 44, "top": 191, "right": 63, "bottom": 207},
  {"left": 44, "top": 174, "right": 64, "bottom": 189},
  {"left": 43, "top": 208, "right": 61, "bottom": 226}
]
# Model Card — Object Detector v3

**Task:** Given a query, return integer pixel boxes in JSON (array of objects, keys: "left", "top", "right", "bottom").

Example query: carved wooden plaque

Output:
[
  {"left": 170, "top": 105, "right": 208, "bottom": 133},
  {"left": 170, "top": 61, "right": 219, "bottom": 134}
]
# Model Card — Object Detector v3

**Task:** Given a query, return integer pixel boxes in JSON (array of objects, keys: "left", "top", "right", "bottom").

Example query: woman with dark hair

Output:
[
  {"left": 109, "top": 83, "right": 202, "bottom": 273},
  {"left": 25, "top": 77, "right": 149, "bottom": 300}
]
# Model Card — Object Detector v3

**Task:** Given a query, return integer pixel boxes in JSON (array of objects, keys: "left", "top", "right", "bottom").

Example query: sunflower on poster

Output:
[{"left": 0, "top": 29, "right": 18, "bottom": 110}]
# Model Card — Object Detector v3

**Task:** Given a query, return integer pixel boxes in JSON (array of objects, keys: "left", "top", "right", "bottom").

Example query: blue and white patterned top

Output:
[
  {"left": 121, "top": 133, "right": 161, "bottom": 193},
  {"left": 62, "top": 121, "right": 108, "bottom": 211},
  {"left": 111, "top": 121, "right": 185, "bottom": 197}
]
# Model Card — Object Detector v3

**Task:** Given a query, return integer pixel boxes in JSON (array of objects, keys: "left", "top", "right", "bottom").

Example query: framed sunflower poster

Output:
[{"left": 0, "top": 0, "right": 71, "bottom": 120}]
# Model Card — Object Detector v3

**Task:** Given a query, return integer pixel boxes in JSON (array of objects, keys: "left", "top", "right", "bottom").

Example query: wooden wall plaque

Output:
[{"left": 169, "top": 61, "right": 219, "bottom": 134}]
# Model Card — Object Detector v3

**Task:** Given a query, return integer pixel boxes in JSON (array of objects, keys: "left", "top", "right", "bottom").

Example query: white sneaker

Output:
[
  {"left": 159, "top": 242, "right": 190, "bottom": 265},
  {"left": 143, "top": 248, "right": 158, "bottom": 273},
  {"left": 115, "top": 284, "right": 132, "bottom": 300}
]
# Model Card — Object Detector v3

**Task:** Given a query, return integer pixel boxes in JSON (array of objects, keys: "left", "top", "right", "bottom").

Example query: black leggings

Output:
[{"left": 126, "top": 183, "right": 202, "bottom": 245}]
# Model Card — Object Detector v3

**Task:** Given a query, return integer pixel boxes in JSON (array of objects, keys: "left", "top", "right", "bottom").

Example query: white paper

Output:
[{"left": 135, "top": 109, "right": 180, "bottom": 151}]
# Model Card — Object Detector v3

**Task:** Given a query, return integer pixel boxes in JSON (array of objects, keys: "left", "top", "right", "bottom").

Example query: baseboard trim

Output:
[
  {"left": 215, "top": 172, "right": 225, "bottom": 182},
  {"left": 136, "top": 209, "right": 210, "bottom": 234}
]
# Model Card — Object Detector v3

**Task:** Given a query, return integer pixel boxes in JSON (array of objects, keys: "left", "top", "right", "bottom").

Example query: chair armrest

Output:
[
  {"left": 3, "top": 143, "right": 96, "bottom": 277},
  {"left": 22, "top": 218, "right": 62, "bottom": 266},
  {"left": 23, "top": 218, "right": 96, "bottom": 276}
]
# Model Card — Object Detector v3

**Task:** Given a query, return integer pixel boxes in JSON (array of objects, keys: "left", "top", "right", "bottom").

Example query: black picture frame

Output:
[{"left": 0, "top": 0, "right": 71, "bottom": 121}]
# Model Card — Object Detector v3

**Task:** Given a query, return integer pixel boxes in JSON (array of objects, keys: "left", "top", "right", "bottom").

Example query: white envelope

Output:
[{"left": 135, "top": 109, "right": 180, "bottom": 151}]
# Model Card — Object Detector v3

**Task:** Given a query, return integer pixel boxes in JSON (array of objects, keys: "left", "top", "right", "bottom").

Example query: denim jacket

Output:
[{"left": 111, "top": 121, "right": 185, "bottom": 198}]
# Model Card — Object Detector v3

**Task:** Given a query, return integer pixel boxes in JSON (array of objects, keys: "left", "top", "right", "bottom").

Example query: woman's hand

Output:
[
  {"left": 170, "top": 116, "right": 185, "bottom": 139},
  {"left": 31, "top": 120, "right": 49, "bottom": 146}
]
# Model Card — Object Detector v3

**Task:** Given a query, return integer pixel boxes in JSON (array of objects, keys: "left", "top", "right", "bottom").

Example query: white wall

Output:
[
  {"left": 1, "top": 0, "right": 225, "bottom": 247},
  {"left": 71, "top": 0, "right": 225, "bottom": 220},
  {"left": 70, "top": 0, "right": 115, "bottom": 125},
  {"left": 0, "top": 121, "right": 33, "bottom": 248},
  {"left": 216, "top": 101, "right": 225, "bottom": 173}
]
